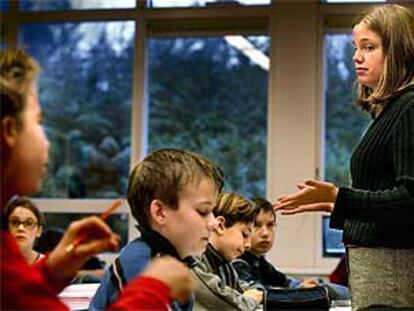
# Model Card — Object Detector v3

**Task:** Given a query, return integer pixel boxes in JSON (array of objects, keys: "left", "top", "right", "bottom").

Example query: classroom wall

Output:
[{"left": 266, "top": 1, "right": 340, "bottom": 276}]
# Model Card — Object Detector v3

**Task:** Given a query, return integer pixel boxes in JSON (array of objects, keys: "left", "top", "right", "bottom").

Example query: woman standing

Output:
[{"left": 275, "top": 4, "right": 414, "bottom": 310}]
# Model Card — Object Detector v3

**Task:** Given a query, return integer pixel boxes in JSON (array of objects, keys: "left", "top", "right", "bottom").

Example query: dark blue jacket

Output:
[{"left": 89, "top": 227, "right": 193, "bottom": 311}]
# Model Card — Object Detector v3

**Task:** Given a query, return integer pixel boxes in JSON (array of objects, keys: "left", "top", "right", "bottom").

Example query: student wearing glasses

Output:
[{"left": 3, "top": 196, "right": 45, "bottom": 265}]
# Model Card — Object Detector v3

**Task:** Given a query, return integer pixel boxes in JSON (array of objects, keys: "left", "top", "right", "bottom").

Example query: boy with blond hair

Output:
[{"left": 191, "top": 191, "right": 262, "bottom": 311}]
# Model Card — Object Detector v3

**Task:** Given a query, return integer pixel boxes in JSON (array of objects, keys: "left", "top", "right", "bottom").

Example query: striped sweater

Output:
[{"left": 330, "top": 85, "right": 414, "bottom": 248}]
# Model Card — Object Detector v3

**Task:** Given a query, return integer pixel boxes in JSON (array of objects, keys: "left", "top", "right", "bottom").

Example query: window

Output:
[
  {"left": 43, "top": 212, "right": 129, "bottom": 249},
  {"left": 18, "top": 21, "right": 135, "bottom": 247},
  {"left": 322, "top": 216, "right": 345, "bottom": 256},
  {"left": 0, "top": 0, "right": 9, "bottom": 11},
  {"left": 322, "top": 33, "right": 370, "bottom": 256},
  {"left": 20, "top": 0, "right": 136, "bottom": 10},
  {"left": 147, "top": 36, "right": 269, "bottom": 198},
  {"left": 20, "top": 22, "right": 135, "bottom": 199},
  {"left": 8, "top": 2, "right": 271, "bottom": 249},
  {"left": 148, "top": 0, "right": 270, "bottom": 8}
]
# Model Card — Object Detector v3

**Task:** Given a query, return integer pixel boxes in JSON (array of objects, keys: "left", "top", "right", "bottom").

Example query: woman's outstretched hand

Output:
[{"left": 274, "top": 179, "right": 338, "bottom": 215}]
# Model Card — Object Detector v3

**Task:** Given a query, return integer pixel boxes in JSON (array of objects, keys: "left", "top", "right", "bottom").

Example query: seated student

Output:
[
  {"left": 1, "top": 49, "right": 198, "bottom": 310},
  {"left": 3, "top": 196, "right": 45, "bottom": 265},
  {"left": 233, "top": 197, "right": 350, "bottom": 300},
  {"left": 89, "top": 148, "right": 224, "bottom": 311},
  {"left": 191, "top": 191, "right": 263, "bottom": 311}
]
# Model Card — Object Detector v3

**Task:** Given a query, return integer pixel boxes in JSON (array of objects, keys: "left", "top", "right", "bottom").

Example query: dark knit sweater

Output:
[
  {"left": 232, "top": 251, "right": 288, "bottom": 289},
  {"left": 330, "top": 86, "right": 414, "bottom": 248}
]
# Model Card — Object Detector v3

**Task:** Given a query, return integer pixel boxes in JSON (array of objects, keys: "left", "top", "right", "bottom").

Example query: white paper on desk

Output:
[
  {"left": 59, "top": 283, "right": 100, "bottom": 310},
  {"left": 330, "top": 307, "right": 352, "bottom": 311}
]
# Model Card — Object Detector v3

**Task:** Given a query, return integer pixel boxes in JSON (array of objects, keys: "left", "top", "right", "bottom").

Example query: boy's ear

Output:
[
  {"left": 1, "top": 116, "right": 19, "bottom": 147},
  {"left": 149, "top": 199, "right": 167, "bottom": 226},
  {"left": 215, "top": 216, "right": 226, "bottom": 236}
]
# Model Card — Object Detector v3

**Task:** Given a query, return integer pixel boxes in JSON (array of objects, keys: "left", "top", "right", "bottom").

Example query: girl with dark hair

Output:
[{"left": 4, "top": 196, "right": 45, "bottom": 265}]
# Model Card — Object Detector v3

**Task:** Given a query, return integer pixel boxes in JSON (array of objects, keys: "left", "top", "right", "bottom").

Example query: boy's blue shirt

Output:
[{"left": 89, "top": 228, "right": 193, "bottom": 311}]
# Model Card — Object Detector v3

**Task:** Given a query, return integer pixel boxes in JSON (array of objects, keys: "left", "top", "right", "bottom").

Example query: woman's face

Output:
[
  {"left": 352, "top": 22, "right": 385, "bottom": 89},
  {"left": 8, "top": 206, "right": 42, "bottom": 251}
]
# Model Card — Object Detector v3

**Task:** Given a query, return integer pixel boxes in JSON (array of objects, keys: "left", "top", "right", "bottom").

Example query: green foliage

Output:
[
  {"left": 28, "top": 22, "right": 133, "bottom": 198},
  {"left": 148, "top": 38, "right": 267, "bottom": 197},
  {"left": 27, "top": 25, "right": 268, "bottom": 199}
]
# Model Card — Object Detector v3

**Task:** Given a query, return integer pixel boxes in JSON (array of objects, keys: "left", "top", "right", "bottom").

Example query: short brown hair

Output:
[
  {"left": 3, "top": 196, "right": 44, "bottom": 230},
  {"left": 213, "top": 192, "right": 258, "bottom": 228},
  {"left": 353, "top": 4, "right": 414, "bottom": 114},
  {"left": 252, "top": 197, "right": 275, "bottom": 219},
  {"left": 0, "top": 50, "right": 40, "bottom": 126},
  {"left": 127, "top": 148, "right": 224, "bottom": 229}
]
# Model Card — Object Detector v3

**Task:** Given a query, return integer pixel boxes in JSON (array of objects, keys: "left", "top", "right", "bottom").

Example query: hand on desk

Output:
[
  {"left": 243, "top": 288, "right": 264, "bottom": 303},
  {"left": 300, "top": 278, "right": 320, "bottom": 288}
]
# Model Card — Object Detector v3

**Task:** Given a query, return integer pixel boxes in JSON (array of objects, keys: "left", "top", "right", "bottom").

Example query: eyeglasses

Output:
[{"left": 8, "top": 219, "right": 39, "bottom": 230}]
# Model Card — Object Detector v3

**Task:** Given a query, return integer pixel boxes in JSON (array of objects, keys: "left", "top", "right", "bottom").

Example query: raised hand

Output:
[
  {"left": 46, "top": 216, "right": 120, "bottom": 279},
  {"left": 274, "top": 180, "right": 338, "bottom": 215}
]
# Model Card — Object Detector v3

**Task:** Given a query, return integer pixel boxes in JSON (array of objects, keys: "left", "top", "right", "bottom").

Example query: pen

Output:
[{"left": 65, "top": 199, "right": 123, "bottom": 253}]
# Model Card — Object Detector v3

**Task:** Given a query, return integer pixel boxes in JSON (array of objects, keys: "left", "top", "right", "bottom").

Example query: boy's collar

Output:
[
  {"left": 139, "top": 225, "right": 181, "bottom": 260},
  {"left": 204, "top": 243, "right": 243, "bottom": 291},
  {"left": 240, "top": 250, "right": 262, "bottom": 262},
  {"left": 204, "top": 242, "right": 228, "bottom": 270}
]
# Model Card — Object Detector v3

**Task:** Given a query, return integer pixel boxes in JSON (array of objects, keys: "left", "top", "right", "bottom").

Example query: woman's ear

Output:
[
  {"left": 214, "top": 216, "right": 226, "bottom": 236},
  {"left": 1, "top": 116, "right": 19, "bottom": 148},
  {"left": 149, "top": 199, "right": 167, "bottom": 226}
]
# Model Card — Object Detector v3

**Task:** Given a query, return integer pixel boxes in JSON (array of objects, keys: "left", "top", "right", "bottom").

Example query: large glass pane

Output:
[
  {"left": 20, "top": 0, "right": 135, "bottom": 11},
  {"left": 322, "top": 33, "right": 370, "bottom": 256},
  {"left": 42, "top": 212, "right": 129, "bottom": 249},
  {"left": 19, "top": 22, "right": 135, "bottom": 199},
  {"left": 149, "top": 0, "right": 270, "bottom": 8},
  {"left": 322, "top": 216, "right": 345, "bottom": 256},
  {"left": 324, "top": 33, "right": 370, "bottom": 186},
  {"left": 148, "top": 36, "right": 269, "bottom": 198},
  {"left": 0, "top": 0, "right": 9, "bottom": 11}
]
